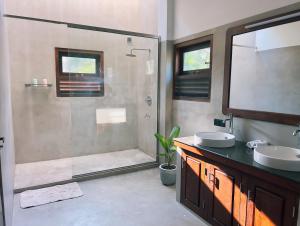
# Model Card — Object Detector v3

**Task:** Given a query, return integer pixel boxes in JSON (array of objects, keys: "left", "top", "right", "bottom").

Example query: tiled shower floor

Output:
[{"left": 14, "top": 149, "right": 155, "bottom": 190}]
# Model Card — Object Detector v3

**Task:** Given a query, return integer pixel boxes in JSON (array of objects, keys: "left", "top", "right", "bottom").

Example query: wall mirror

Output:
[{"left": 223, "top": 11, "right": 300, "bottom": 125}]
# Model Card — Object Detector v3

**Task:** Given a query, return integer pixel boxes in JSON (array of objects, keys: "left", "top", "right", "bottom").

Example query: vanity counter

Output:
[{"left": 174, "top": 136, "right": 300, "bottom": 192}]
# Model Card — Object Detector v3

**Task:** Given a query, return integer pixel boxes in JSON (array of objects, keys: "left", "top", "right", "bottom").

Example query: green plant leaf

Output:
[
  {"left": 169, "top": 150, "right": 176, "bottom": 154},
  {"left": 155, "top": 126, "right": 181, "bottom": 166},
  {"left": 170, "top": 146, "right": 177, "bottom": 152},
  {"left": 154, "top": 133, "right": 168, "bottom": 151},
  {"left": 169, "top": 126, "right": 180, "bottom": 140}
]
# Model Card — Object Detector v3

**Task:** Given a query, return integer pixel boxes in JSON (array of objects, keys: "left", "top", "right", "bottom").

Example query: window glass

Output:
[
  {"left": 173, "top": 35, "right": 213, "bottom": 101},
  {"left": 62, "top": 56, "right": 96, "bottom": 74},
  {"left": 183, "top": 47, "right": 210, "bottom": 71},
  {"left": 55, "top": 48, "right": 104, "bottom": 97}
]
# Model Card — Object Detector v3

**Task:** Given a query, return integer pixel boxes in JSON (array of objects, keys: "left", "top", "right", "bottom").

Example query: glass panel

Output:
[
  {"left": 183, "top": 47, "right": 210, "bottom": 71},
  {"left": 7, "top": 14, "right": 158, "bottom": 190},
  {"left": 67, "top": 28, "right": 158, "bottom": 176},
  {"left": 7, "top": 18, "right": 74, "bottom": 190},
  {"left": 62, "top": 56, "right": 96, "bottom": 74}
]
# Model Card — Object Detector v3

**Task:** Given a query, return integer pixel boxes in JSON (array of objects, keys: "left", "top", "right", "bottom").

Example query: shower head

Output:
[{"left": 126, "top": 48, "right": 151, "bottom": 57}]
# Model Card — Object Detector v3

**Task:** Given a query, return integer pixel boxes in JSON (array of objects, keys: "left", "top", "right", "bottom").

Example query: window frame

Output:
[
  {"left": 55, "top": 47, "right": 104, "bottom": 97},
  {"left": 173, "top": 35, "right": 213, "bottom": 102}
]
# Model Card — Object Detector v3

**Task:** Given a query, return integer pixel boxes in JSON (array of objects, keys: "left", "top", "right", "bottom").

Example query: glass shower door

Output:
[
  {"left": 5, "top": 13, "right": 158, "bottom": 190},
  {"left": 66, "top": 26, "right": 159, "bottom": 177}
]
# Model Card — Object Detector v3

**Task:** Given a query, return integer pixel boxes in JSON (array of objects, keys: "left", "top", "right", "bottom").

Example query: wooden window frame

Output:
[
  {"left": 55, "top": 47, "right": 104, "bottom": 97},
  {"left": 223, "top": 10, "right": 300, "bottom": 125},
  {"left": 173, "top": 35, "right": 213, "bottom": 102}
]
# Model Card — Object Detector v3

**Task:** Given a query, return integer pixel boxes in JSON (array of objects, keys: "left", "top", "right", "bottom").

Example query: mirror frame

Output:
[{"left": 223, "top": 10, "right": 300, "bottom": 125}]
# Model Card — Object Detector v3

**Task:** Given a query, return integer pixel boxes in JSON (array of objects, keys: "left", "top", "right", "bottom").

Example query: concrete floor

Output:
[
  {"left": 13, "top": 168, "right": 209, "bottom": 226},
  {"left": 15, "top": 149, "right": 155, "bottom": 190}
]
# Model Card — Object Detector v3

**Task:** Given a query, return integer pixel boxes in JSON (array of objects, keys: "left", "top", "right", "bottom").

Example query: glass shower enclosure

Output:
[{"left": 7, "top": 15, "right": 159, "bottom": 191}]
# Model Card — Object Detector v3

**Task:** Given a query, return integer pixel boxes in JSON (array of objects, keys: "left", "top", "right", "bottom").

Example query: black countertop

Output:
[{"left": 174, "top": 137, "right": 300, "bottom": 185}]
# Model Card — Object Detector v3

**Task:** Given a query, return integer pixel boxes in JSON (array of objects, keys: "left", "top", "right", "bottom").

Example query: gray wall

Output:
[
  {"left": 172, "top": 3, "right": 300, "bottom": 149},
  {"left": 173, "top": 0, "right": 300, "bottom": 39},
  {"left": 158, "top": 0, "right": 175, "bottom": 163},
  {"left": 7, "top": 18, "right": 158, "bottom": 163},
  {"left": 0, "top": 1, "right": 15, "bottom": 225},
  {"left": 4, "top": 0, "right": 159, "bottom": 35}
]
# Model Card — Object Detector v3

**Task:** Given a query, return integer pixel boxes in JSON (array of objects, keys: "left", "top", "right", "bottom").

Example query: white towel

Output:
[{"left": 246, "top": 140, "right": 269, "bottom": 149}]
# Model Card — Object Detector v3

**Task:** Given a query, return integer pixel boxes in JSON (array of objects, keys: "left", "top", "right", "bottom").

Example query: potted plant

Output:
[{"left": 155, "top": 126, "right": 180, "bottom": 186}]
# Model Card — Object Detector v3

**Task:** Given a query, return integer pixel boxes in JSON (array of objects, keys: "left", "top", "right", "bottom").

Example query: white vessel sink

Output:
[
  {"left": 254, "top": 146, "right": 300, "bottom": 172},
  {"left": 194, "top": 132, "right": 235, "bottom": 148}
]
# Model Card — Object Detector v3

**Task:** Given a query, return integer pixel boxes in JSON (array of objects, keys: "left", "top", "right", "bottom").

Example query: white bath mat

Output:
[{"left": 20, "top": 182, "right": 83, "bottom": 208}]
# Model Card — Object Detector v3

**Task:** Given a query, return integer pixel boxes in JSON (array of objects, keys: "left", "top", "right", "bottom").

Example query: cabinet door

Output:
[
  {"left": 246, "top": 178, "right": 299, "bottom": 226},
  {"left": 181, "top": 152, "right": 205, "bottom": 216},
  {"left": 200, "top": 161, "right": 212, "bottom": 220},
  {"left": 208, "top": 165, "right": 241, "bottom": 226}
]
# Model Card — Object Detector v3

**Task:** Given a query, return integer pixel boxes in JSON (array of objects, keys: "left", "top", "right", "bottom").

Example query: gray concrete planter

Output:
[{"left": 159, "top": 164, "right": 176, "bottom": 186}]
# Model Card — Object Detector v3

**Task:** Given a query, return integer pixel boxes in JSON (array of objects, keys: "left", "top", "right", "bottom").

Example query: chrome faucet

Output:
[
  {"left": 224, "top": 113, "right": 234, "bottom": 134},
  {"left": 293, "top": 123, "right": 300, "bottom": 148},
  {"left": 293, "top": 123, "right": 300, "bottom": 136}
]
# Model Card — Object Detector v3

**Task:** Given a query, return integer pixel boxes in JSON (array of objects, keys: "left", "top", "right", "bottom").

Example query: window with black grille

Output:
[
  {"left": 55, "top": 48, "right": 104, "bottom": 97},
  {"left": 173, "top": 35, "right": 213, "bottom": 101}
]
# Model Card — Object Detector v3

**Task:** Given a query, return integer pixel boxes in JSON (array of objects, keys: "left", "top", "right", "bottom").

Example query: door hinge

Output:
[
  {"left": 247, "top": 189, "right": 252, "bottom": 202},
  {"left": 181, "top": 158, "right": 184, "bottom": 169}
]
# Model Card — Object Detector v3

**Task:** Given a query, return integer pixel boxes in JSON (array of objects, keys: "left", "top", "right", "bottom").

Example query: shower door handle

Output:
[{"left": 0, "top": 137, "right": 4, "bottom": 149}]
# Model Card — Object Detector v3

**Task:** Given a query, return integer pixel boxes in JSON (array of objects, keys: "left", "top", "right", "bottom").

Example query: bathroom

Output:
[{"left": 0, "top": 0, "right": 300, "bottom": 226}]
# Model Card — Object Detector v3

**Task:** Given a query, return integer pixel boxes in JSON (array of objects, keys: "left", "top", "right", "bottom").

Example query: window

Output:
[
  {"left": 173, "top": 35, "right": 213, "bottom": 101},
  {"left": 55, "top": 48, "right": 104, "bottom": 97},
  {"left": 183, "top": 48, "right": 210, "bottom": 71}
]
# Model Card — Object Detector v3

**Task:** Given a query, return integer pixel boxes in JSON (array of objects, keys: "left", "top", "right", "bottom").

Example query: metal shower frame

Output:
[{"left": 4, "top": 14, "right": 161, "bottom": 192}]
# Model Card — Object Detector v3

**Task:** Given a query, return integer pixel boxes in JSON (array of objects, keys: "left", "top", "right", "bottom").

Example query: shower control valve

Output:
[{"left": 144, "top": 96, "right": 152, "bottom": 106}]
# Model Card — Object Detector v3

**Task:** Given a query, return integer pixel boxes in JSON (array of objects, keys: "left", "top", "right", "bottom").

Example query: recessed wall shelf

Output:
[{"left": 25, "top": 84, "right": 53, "bottom": 88}]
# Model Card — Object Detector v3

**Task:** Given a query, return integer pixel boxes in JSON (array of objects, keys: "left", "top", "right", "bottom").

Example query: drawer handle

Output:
[
  {"left": 205, "top": 168, "right": 207, "bottom": 176},
  {"left": 292, "top": 206, "right": 296, "bottom": 218},
  {"left": 215, "top": 177, "right": 220, "bottom": 189},
  {"left": 209, "top": 173, "right": 215, "bottom": 183}
]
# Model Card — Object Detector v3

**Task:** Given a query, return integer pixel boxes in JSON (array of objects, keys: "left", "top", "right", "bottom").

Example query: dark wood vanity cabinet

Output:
[
  {"left": 181, "top": 151, "right": 241, "bottom": 225},
  {"left": 207, "top": 164, "right": 241, "bottom": 226},
  {"left": 180, "top": 150, "right": 299, "bottom": 226},
  {"left": 180, "top": 153, "right": 206, "bottom": 217},
  {"left": 242, "top": 176, "right": 299, "bottom": 226}
]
